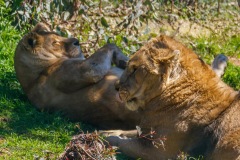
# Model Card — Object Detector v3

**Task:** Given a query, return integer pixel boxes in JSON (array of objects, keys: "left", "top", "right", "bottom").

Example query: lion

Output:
[
  {"left": 14, "top": 23, "right": 141, "bottom": 129},
  {"left": 101, "top": 35, "right": 240, "bottom": 159}
]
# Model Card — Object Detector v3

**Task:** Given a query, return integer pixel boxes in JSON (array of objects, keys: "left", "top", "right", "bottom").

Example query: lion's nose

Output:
[
  {"left": 118, "top": 90, "right": 128, "bottom": 102},
  {"left": 115, "top": 80, "right": 120, "bottom": 91},
  {"left": 73, "top": 39, "right": 80, "bottom": 46}
]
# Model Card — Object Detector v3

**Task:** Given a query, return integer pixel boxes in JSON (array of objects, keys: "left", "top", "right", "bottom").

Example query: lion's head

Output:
[
  {"left": 117, "top": 35, "right": 222, "bottom": 111},
  {"left": 14, "top": 23, "right": 84, "bottom": 92}
]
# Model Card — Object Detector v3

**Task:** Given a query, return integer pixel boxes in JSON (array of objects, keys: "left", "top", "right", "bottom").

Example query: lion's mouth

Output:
[
  {"left": 127, "top": 97, "right": 137, "bottom": 103},
  {"left": 116, "top": 93, "right": 137, "bottom": 103},
  {"left": 117, "top": 90, "right": 140, "bottom": 111}
]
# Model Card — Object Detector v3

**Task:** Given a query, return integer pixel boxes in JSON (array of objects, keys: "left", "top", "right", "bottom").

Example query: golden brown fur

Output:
[
  {"left": 103, "top": 35, "right": 240, "bottom": 159},
  {"left": 14, "top": 23, "right": 140, "bottom": 129}
]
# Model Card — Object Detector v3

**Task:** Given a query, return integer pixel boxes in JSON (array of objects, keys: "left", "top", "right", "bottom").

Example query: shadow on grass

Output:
[
  {"left": 0, "top": 71, "right": 133, "bottom": 160},
  {"left": 0, "top": 71, "right": 94, "bottom": 139}
]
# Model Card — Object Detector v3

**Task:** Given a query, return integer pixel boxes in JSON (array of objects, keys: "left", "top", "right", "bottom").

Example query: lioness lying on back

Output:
[
  {"left": 14, "top": 23, "right": 140, "bottom": 129},
  {"left": 102, "top": 35, "right": 240, "bottom": 159}
]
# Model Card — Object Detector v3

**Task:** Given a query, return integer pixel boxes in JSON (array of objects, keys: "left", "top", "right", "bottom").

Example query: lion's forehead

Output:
[
  {"left": 129, "top": 52, "right": 146, "bottom": 64},
  {"left": 42, "top": 34, "right": 63, "bottom": 42}
]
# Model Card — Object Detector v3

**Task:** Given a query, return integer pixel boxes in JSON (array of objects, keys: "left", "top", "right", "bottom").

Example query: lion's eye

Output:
[
  {"left": 133, "top": 68, "right": 137, "bottom": 72},
  {"left": 28, "top": 38, "right": 36, "bottom": 48},
  {"left": 131, "top": 67, "right": 137, "bottom": 73},
  {"left": 52, "top": 41, "right": 59, "bottom": 45}
]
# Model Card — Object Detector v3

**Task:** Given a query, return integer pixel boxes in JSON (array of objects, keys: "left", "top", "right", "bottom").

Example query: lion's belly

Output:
[{"left": 28, "top": 68, "right": 138, "bottom": 129}]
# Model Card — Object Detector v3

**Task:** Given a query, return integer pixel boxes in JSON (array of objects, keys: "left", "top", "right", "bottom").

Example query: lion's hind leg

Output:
[
  {"left": 112, "top": 46, "right": 129, "bottom": 69},
  {"left": 77, "top": 44, "right": 127, "bottom": 84},
  {"left": 211, "top": 54, "right": 228, "bottom": 77}
]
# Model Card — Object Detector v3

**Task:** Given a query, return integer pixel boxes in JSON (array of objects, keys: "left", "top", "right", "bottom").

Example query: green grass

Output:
[
  {"left": 192, "top": 35, "right": 240, "bottom": 62},
  {"left": 223, "top": 63, "right": 240, "bottom": 90}
]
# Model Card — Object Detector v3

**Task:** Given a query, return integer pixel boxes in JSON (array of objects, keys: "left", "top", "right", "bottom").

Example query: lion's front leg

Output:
[
  {"left": 99, "top": 129, "right": 165, "bottom": 160},
  {"left": 99, "top": 129, "right": 138, "bottom": 138},
  {"left": 104, "top": 135, "right": 163, "bottom": 160},
  {"left": 111, "top": 45, "right": 129, "bottom": 69},
  {"left": 51, "top": 44, "right": 128, "bottom": 92}
]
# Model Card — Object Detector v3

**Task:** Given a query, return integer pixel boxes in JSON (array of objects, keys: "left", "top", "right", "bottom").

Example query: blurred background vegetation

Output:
[
  {"left": 0, "top": 0, "right": 239, "bottom": 159},
  {"left": 4, "top": 0, "right": 240, "bottom": 54},
  {"left": 5, "top": 0, "right": 239, "bottom": 88}
]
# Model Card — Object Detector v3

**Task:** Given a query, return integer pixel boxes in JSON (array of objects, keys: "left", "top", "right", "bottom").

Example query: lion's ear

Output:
[
  {"left": 32, "top": 23, "right": 51, "bottom": 33},
  {"left": 158, "top": 50, "right": 180, "bottom": 63},
  {"left": 172, "top": 50, "right": 180, "bottom": 60},
  {"left": 149, "top": 50, "right": 181, "bottom": 75},
  {"left": 166, "top": 50, "right": 182, "bottom": 83}
]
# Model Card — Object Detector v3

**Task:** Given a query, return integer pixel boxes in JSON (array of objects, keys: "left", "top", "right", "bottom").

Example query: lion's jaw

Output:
[
  {"left": 117, "top": 84, "right": 141, "bottom": 111},
  {"left": 117, "top": 54, "right": 162, "bottom": 111}
]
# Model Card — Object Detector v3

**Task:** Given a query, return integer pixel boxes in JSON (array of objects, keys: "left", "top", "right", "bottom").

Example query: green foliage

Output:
[
  {"left": 6, "top": 0, "right": 78, "bottom": 29},
  {"left": 5, "top": 0, "right": 163, "bottom": 55},
  {"left": 223, "top": 63, "right": 240, "bottom": 90},
  {"left": 5, "top": 0, "right": 239, "bottom": 56},
  {"left": 193, "top": 35, "right": 240, "bottom": 59}
]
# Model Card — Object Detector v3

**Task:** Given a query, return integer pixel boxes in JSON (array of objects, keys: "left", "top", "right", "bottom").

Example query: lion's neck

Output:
[
  {"left": 182, "top": 77, "right": 238, "bottom": 126},
  {"left": 141, "top": 76, "right": 238, "bottom": 132}
]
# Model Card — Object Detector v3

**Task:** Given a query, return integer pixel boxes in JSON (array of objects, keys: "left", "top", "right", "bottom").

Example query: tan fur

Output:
[
  {"left": 14, "top": 23, "right": 140, "bottom": 129},
  {"left": 104, "top": 35, "right": 240, "bottom": 159}
]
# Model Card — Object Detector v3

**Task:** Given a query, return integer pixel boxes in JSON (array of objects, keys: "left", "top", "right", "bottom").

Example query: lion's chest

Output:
[{"left": 139, "top": 110, "right": 210, "bottom": 157}]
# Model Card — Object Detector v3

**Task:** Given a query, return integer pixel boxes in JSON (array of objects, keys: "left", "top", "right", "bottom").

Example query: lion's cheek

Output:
[{"left": 115, "top": 92, "right": 123, "bottom": 103}]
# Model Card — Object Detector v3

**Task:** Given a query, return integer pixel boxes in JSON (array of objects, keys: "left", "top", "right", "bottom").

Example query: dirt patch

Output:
[{"left": 229, "top": 57, "right": 240, "bottom": 66}]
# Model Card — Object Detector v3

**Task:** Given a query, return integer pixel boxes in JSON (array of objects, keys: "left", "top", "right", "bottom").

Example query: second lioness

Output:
[
  {"left": 102, "top": 35, "right": 240, "bottom": 159},
  {"left": 14, "top": 23, "right": 140, "bottom": 129}
]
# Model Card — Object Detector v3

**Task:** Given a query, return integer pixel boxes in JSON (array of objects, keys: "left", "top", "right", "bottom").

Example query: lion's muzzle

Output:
[{"left": 118, "top": 90, "right": 129, "bottom": 102}]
